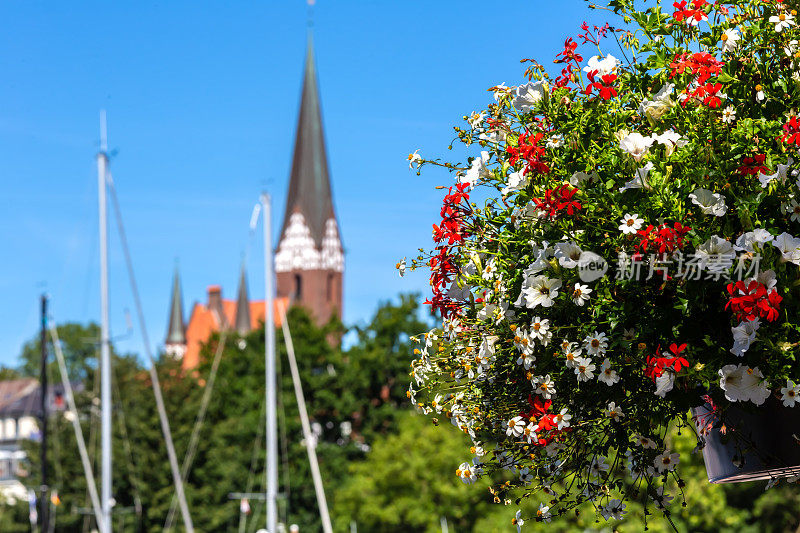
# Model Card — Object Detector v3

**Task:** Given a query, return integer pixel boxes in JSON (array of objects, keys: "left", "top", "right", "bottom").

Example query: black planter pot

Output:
[{"left": 692, "top": 397, "right": 800, "bottom": 483}]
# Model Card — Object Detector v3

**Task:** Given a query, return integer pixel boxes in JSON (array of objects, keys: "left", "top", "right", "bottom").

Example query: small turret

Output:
[{"left": 165, "top": 266, "right": 187, "bottom": 358}]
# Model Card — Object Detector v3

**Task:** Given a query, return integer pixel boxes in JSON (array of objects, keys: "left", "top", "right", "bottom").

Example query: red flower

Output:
[
  {"left": 725, "top": 280, "right": 782, "bottom": 323},
  {"left": 585, "top": 72, "right": 618, "bottom": 100},
  {"left": 781, "top": 116, "right": 800, "bottom": 146},
  {"left": 673, "top": 0, "right": 709, "bottom": 25},
  {"left": 635, "top": 221, "right": 691, "bottom": 255},
  {"left": 736, "top": 154, "right": 770, "bottom": 176},
  {"left": 534, "top": 184, "right": 582, "bottom": 218},
  {"left": 645, "top": 343, "right": 690, "bottom": 381}
]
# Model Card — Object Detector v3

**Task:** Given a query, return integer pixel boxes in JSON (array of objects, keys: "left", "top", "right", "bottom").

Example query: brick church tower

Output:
[{"left": 275, "top": 35, "right": 344, "bottom": 326}]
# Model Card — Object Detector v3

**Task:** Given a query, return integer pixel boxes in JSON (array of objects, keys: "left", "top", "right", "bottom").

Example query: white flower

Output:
[
  {"left": 787, "top": 199, "right": 800, "bottom": 222},
  {"left": 773, "top": 232, "right": 800, "bottom": 264},
  {"left": 529, "top": 317, "right": 550, "bottom": 341},
  {"left": 635, "top": 434, "right": 657, "bottom": 449},
  {"left": 569, "top": 170, "right": 598, "bottom": 186},
  {"left": 694, "top": 235, "right": 735, "bottom": 270},
  {"left": 722, "top": 28, "right": 741, "bottom": 52},
  {"left": 735, "top": 229, "right": 774, "bottom": 252},
  {"left": 534, "top": 374, "right": 556, "bottom": 399},
  {"left": 722, "top": 105, "right": 736, "bottom": 124},
  {"left": 512, "top": 80, "right": 548, "bottom": 112},
  {"left": 653, "top": 486, "right": 674, "bottom": 509},
  {"left": 546, "top": 134, "right": 564, "bottom": 149},
  {"left": 619, "top": 132, "right": 655, "bottom": 161},
  {"left": 562, "top": 342, "right": 583, "bottom": 369},
  {"left": 640, "top": 83, "right": 675, "bottom": 121},
  {"left": 689, "top": 188, "right": 728, "bottom": 216},
  {"left": 522, "top": 422, "right": 539, "bottom": 444},
  {"left": 589, "top": 456, "right": 610, "bottom": 476},
  {"left": 759, "top": 170, "right": 779, "bottom": 188},
  {"left": 571, "top": 283, "right": 592, "bottom": 306},
  {"left": 513, "top": 509, "right": 525, "bottom": 532},
  {"left": 781, "top": 379, "right": 800, "bottom": 407},
  {"left": 408, "top": 149, "right": 422, "bottom": 170},
  {"left": 492, "top": 82, "right": 510, "bottom": 101},
  {"left": 601, "top": 499, "right": 626, "bottom": 520},
  {"left": 467, "top": 110, "right": 486, "bottom": 128},
  {"left": 598, "top": 358, "right": 620, "bottom": 386},
  {"left": 575, "top": 357, "right": 597, "bottom": 382},
  {"left": 536, "top": 503, "right": 552, "bottom": 523},
  {"left": 583, "top": 331, "right": 608, "bottom": 355},
  {"left": 502, "top": 170, "right": 529, "bottom": 195},
  {"left": 583, "top": 54, "right": 620, "bottom": 76},
  {"left": 606, "top": 401, "right": 624, "bottom": 420},
  {"left": 731, "top": 318, "right": 760, "bottom": 357},
  {"left": 396, "top": 257, "right": 406, "bottom": 277},
  {"left": 457, "top": 460, "right": 478, "bottom": 484},
  {"left": 719, "top": 364, "right": 771, "bottom": 405},
  {"left": 554, "top": 241, "right": 583, "bottom": 268},
  {"left": 619, "top": 213, "right": 644, "bottom": 234},
  {"left": 652, "top": 129, "right": 688, "bottom": 157},
  {"left": 619, "top": 162, "right": 654, "bottom": 192},
  {"left": 506, "top": 416, "right": 526, "bottom": 438},
  {"left": 757, "top": 87, "right": 766, "bottom": 102},
  {"left": 554, "top": 408, "right": 571, "bottom": 430},
  {"left": 519, "top": 275, "right": 562, "bottom": 308},
  {"left": 654, "top": 450, "right": 680, "bottom": 473},
  {"left": 654, "top": 372, "right": 675, "bottom": 398},
  {"left": 770, "top": 12, "right": 795, "bottom": 33},
  {"left": 461, "top": 151, "right": 490, "bottom": 186}
]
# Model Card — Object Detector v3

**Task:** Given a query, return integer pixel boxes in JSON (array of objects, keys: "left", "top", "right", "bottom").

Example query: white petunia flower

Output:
[
  {"left": 571, "top": 283, "right": 592, "bottom": 306},
  {"left": 583, "top": 54, "right": 620, "bottom": 76},
  {"left": 619, "top": 132, "right": 655, "bottom": 161},
  {"left": 654, "top": 450, "right": 680, "bottom": 473},
  {"left": 619, "top": 213, "right": 644, "bottom": 234},
  {"left": 598, "top": 358, "right": 620, "bottom": 386},
  {"left": 721, "top": 28, "right": 741, "bottom": 52},
  {"left": 719, "top": 364, "right": 771, "bottom": 405},
  {"left": 730, "top": 318, "right": 760, "bottom": 357},
  {"left": 461, "top": 151, "right": 491, "bottom": 186},
  {"left": 554, "top": 241, "right": 584, "bottom": 268},
  {"left": 759, "top": 170, "right": 779, "bottom": 188},
  {"left": 735, "top": 229, "right": 774, "bottom": 252},
  {"left": 773, "top": 232, "right": 800, "bottom": 264},
  {"left": 652, "top": 129, "right": 688, "bottom": 157},
  {"left": 781, "top": 379, "right": 800, "bottom": 407},
  {"left": 512, "top": 80, "right": 548, "bottom": 112},
  {"left": 639, "top": 83, "right": 675, "bottom": 121},
  {"left": 654, "top": 372, "right": 675, "bottom": 398},
  {"left": 689, "top": 188, "right": 728, "bottom": 216},
  {"left": 502, "top": 170, "right": 529, "bottom": 195},
  {"left": 619, "top": 162, "right": 654, "bottom": 192}
]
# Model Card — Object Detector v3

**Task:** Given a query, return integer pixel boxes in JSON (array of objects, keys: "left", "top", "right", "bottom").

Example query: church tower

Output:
[
  {"left": 275, "top": 34, "right": 344, "bottom": 326},
  {"left": 164, "top": 267, "right": 187, "bottom": 358}
]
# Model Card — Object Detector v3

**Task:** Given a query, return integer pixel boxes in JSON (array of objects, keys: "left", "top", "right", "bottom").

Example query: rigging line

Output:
[
  {"left": 110, "top": 363, "right": 143, "bottom": 519},
  {"left": 105, "top": 174, "right": 195, "bottom": 532},
  {"left": 83, "top": 352, "right": 101, "bottom": 533},
  {"left": 276, "top": 337, "right": 291, "bottom": 526},
  {"left": 239, "top": 397, "right": 267, "bottom": 533},
  {"left": 163, "top": 330, "right": 229, "bottom": 531},
  {"left": 48, "top": 324, "right": 107, "bottom": 533},
  {"left": 277, "top": 301, "right": 333, "bottom": 533}
]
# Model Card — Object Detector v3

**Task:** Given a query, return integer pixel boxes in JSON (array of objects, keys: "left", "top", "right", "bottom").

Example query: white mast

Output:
[
  {"left": 261, "top": 193, "right": 278, "bottom": 533},
  {"left": 97, "top": 110, "right": 112, "bottom": 533}
]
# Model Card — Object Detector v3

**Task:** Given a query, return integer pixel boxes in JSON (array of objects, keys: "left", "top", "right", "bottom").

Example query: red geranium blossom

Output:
[
  {"left": 725, "top": 280, "right": 782, "bottom": 322},
  {"left": 781, "top": 116, "right": 800, "bottom": 146}
]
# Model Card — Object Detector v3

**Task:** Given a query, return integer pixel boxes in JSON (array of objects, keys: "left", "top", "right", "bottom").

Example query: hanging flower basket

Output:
[
  {"left": 693, "top": 396, "right": 800, "bottom": 483},
  {"left": 402, "top": 0, "right": 800, "bottom": 527}
]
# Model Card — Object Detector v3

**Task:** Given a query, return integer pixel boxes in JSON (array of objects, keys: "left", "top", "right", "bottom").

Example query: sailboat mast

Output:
[
  {"left": 97, "top": 110, "right": 112, "bottom": 533},
  {"left": 261, "top": 192, "right": 278, "bottom": 533}
]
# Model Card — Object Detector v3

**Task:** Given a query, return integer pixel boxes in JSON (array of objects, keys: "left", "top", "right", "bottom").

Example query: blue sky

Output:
[{"left": 0, "top": 1, "right": 609, "bottom": 366}]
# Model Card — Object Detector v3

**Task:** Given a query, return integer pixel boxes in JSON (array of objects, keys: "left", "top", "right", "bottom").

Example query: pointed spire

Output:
[
  {"left": 165, "top": 265, "right": 186, "bottom": 346},
  {"left": 234, "top": 263, "right": 252, "bottom": 336},
  {"left": 280, "top": 32, "right": 337, "bottom": 247}
]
